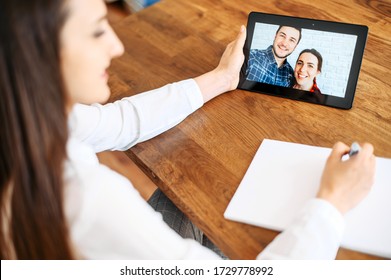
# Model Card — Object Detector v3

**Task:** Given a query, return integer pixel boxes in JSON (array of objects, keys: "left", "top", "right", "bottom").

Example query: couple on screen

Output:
[{"left": 247, "top": 25, "right": 323, "bottom": 95}]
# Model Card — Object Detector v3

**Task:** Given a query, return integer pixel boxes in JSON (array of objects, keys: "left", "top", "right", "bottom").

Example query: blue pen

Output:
[{"left": 349, "top": 142, "right": 361, "bottom": 157}]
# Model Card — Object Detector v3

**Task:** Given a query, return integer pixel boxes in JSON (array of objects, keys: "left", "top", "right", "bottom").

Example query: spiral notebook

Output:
[{"left": 224, "top": 139, "right": 391, "bottom": 258}]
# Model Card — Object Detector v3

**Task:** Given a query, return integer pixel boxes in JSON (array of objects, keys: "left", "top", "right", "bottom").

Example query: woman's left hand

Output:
[
  {"left": 195, "top": 26, "right": 247, "bottom": 103},
  {"left": 215, "top": 25, "right": 247, "bottom": 91}
]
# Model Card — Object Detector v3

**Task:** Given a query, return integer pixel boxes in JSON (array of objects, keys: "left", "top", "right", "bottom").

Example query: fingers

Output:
[
  {"left": 359, "top": 143, "right": 376, "bottom": 182},
  {"left": 229, "top": 25, "right": 246, "bottom": 52},
  {"left": 329, "top": 141, "right": 350, "bottom": 161},
  {"left": 238, "top": 25, "right": 246, "bottom": 42},
  {"left": 236, "top": 25, "right": 247, "bottom": 48},
  {"left": 328, "top": 141, "right": 375, "bottom": 163},
  {"left": 360, "top": 142, "right": 374, "bottom": 159}
]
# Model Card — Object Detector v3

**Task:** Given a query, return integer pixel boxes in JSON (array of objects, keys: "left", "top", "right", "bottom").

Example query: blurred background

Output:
[{"left": 106, "top": 0, "right": 160, "bottom": 14}]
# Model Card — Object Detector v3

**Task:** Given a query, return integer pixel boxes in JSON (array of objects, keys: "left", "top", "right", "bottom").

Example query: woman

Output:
[
  {"left": 0, "top": 0, "right": 375, "bottom": 259},
  {"left": 293, "top": 48, "right": 323, "bottom": 94}
]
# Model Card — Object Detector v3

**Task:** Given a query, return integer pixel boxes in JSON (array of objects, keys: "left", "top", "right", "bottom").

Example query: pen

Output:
[{"left": 349, "top": 142, "right": 361, "bottom": 157}]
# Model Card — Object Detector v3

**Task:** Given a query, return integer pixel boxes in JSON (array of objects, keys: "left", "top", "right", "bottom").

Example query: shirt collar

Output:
[{"left": 266, "top": 45, "right": 290, "bottom": 68}]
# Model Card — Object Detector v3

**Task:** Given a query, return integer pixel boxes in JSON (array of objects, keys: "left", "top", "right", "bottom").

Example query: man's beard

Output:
[{"left": 272, "top": 45, "right": 291, "bottom": 59}]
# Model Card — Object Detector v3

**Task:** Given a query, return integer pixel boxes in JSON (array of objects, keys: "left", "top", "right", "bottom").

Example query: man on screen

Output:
[{"left": 246, "top": 25, "right": 302, "bottom": 87}]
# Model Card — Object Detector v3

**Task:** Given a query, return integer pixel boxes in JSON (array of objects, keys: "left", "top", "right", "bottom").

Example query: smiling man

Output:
[{"left": 246, "top": 25, "right": 301, "bottom": 87}]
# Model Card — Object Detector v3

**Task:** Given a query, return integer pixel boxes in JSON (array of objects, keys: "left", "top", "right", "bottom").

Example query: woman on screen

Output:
[
  {"left": 293, "top": 48, "right": 323, "bottom": 94},
  {"left": 1, "top": 0, "right": 375, "bottom": 260}
]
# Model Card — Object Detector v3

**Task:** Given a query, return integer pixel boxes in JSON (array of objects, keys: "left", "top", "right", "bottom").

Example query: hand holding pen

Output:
[
  {"left": 317, "top": 141, "right": 376, "bottom": 214},
  {"left": 348, "top": 142, "right": 361, "bottom": 157}
]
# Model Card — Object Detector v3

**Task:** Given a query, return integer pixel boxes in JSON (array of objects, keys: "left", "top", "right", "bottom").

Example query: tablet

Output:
[{"left": 238, "top": 12, "right": 368, "bottom": 109}]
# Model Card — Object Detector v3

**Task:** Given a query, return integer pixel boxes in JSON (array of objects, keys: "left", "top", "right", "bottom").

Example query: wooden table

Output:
[{"left": 108, "top": 0, "right": 391, "bottom": 259}]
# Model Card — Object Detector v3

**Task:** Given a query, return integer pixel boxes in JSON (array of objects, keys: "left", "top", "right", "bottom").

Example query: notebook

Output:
[{"left": 224, "top": 139, "right": 391, "bottom": 258}]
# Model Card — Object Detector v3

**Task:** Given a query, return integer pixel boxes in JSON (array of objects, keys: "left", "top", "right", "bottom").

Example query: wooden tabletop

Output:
[{"left": 108, "top": 0, "right": 391, "bottom": 259}]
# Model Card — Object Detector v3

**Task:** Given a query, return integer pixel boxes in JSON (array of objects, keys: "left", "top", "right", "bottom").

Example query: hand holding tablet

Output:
[{"left": 238, "top": 12, "right": 368, "bottom": 109}]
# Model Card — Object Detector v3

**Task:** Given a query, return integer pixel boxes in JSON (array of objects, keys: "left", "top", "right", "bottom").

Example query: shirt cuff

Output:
[
  {"left": 256, "top": 198, "right": 345, "bottom": 260},
  {"left": 307, "top": 198, "right": 345, "bottom": 240},
  {"left": 184, "top": 79, "right": 204, "bottom": 111}
]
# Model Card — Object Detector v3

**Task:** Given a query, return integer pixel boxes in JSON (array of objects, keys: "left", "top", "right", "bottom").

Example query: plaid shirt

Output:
[{"left": 246, "top": 45, "right": 293, "bottom": 87}]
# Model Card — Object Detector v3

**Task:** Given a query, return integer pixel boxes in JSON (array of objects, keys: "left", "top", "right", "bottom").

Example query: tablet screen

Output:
[{"left": 238, "top": 12, "right": 368, "bottom": 109}]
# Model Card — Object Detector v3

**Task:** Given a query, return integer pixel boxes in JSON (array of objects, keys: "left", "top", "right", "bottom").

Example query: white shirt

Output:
[{"left": 65, "top": 79, "right": 345, "bottom": 259}]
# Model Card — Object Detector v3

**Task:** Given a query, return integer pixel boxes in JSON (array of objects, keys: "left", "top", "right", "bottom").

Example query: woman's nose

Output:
[{"left": 108, "top": 26, "right": 125, "bottom": 58}]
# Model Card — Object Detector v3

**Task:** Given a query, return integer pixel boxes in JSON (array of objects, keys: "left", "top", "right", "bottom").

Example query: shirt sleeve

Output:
[
  {"left": 64, "top": 160, "right": 221, "bottom": 260},
  {"left": 256, "top": 198, "right": 345, "bottom": 260},
  {"left": 68, "top": 79, "right": 204, "bottom": 153}
]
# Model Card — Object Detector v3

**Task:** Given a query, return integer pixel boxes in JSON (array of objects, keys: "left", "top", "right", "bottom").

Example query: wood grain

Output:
[{"left": 108, "top": 0, "right": 391, "bottom": 259}]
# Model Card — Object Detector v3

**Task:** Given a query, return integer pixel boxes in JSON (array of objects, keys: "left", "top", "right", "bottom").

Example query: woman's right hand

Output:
[{"left": 316, "top": 142, "right": 376, "bottom": 214}]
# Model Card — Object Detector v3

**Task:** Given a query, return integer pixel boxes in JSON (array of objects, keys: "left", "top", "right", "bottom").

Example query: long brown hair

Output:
[{"left": 0, "top": 0, "right": 73, "bottom": 259}]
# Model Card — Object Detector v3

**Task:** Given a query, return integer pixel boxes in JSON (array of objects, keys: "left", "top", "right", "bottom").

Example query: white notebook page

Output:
[{"left": 224, "top": 139, "right": 391, "bottom": 258}]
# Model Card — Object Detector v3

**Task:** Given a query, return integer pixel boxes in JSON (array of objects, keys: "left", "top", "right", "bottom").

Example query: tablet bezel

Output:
[{"left": 238, "top": 12, "right": 368, "bottom": 109}]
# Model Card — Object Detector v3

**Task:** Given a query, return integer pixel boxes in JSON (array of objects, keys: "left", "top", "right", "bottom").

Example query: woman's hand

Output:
[
  {"left": 214, "top": 25, "right": 247, "bottom": 91},
  {"left": 194, "top": 25, "right": 246, "bottom": 103},
  {"left": 317, "top": 142, "right": 376, "bottom": 214}
]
